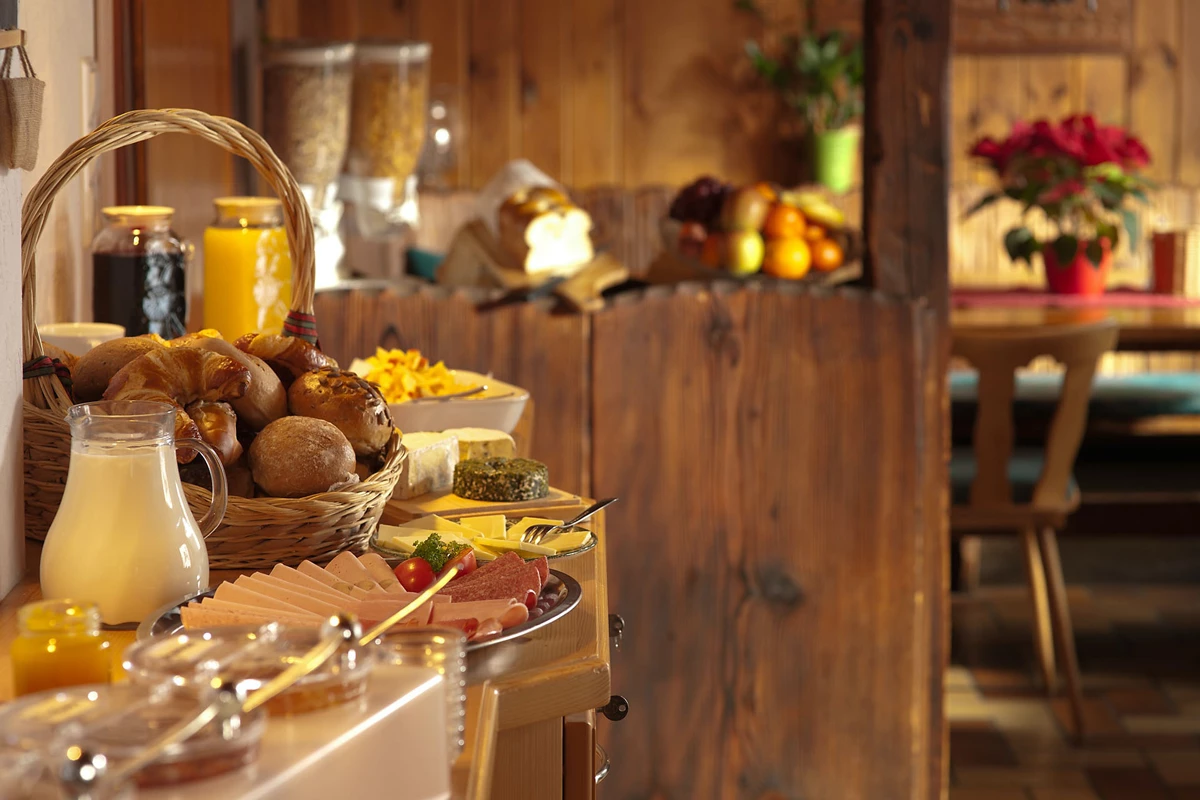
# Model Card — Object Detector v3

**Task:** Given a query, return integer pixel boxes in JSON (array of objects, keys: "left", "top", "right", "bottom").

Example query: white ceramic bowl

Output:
[
  {"left": 383, "top": 370, "right": 530, "bottom": 434},
  {"left": 38, "top": 322, "right": 125, "bottom": 355}
]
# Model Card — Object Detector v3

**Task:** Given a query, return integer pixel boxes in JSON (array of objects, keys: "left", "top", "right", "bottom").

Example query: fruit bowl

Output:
[{"left": 659, "top": 217, "right": 863, "bottom": 285}]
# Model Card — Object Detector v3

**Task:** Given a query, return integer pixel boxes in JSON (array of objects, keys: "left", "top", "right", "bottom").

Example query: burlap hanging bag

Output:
[{"left": 0, "top": 44, "right": 44, "bottom": 170}]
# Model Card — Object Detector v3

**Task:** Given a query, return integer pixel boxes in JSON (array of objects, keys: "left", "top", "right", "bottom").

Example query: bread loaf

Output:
[
  {"left": 73, "top": 337, "right": 166, "bottom": 401},
  {"left": 287, "top": 368, "right": 394, "bottom": 458},
  {"left": 498, "top": 186, "right": 593, "bottom": 275},
  {"left": 248, "top": 416, "right": 358, "bottom": 498}
]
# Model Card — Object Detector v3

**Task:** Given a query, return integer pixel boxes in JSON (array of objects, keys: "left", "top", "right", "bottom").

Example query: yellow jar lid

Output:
[
  {"left": 213, "top": 196, "right": 283, "bottom": 227},
  {"left": 19, "top": 599, "right": 100, "bottom": 634},
  {"left": 101, "top": 205, "right": 174, "bottom": 221}
]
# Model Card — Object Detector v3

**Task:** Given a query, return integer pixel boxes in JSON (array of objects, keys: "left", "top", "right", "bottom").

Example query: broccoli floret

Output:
[{"left": 411, "top": 533, "right": 469, "bottom": 573}]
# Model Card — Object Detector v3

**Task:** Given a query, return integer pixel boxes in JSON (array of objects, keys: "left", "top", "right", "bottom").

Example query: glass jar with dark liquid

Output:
[{"left": 91, "top": 206, "right": 191, "bottom": 338}]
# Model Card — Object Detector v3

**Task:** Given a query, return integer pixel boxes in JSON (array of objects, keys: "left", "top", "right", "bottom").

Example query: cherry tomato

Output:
[
  {"left": 441, "top": 548, "right": 478, "bottom": 580},
  {"left": 394, "top": 557, "right": 435, "bottom": 592}
]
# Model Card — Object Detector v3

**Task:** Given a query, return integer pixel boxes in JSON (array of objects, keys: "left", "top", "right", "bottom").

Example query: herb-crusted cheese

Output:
[
  {"left": 442, "top": 428, "right": 516, "bottom": 462},
  {"left": 453, "top": 458, "right": 550, "bottom": 502},
  {"left": 395, "top": 432, "right": 459, "bottom": 500}
]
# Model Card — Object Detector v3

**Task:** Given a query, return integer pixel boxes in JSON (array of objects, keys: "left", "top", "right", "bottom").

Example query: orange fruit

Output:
[
  {"left": 811, "top": 238, "right": 844, "bottom": 272},
  {"left": 802, "top": 223, "right": 826, "bottom": 243},
  {"left": 762, "top": 238, "right": 811, "bottom": 279},
  {"left": 762, "top": 204, "right": 807, "bottom": 240}
]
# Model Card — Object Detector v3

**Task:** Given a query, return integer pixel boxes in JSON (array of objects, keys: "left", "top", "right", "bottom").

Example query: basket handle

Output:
[{"left": 21, "top": 108, "right": 317, "bottom": 409}]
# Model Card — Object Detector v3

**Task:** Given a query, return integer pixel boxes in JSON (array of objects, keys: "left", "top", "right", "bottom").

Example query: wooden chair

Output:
[{"left": 950, "top": 319, "right": 1119, "bottom": 740}]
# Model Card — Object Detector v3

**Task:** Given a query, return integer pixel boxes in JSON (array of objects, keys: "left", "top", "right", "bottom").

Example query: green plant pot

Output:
[{"left": 812, "top": 127, "right": 861, "bottom": 194}]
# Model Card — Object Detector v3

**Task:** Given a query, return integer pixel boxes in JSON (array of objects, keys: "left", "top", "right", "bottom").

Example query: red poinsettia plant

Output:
[{"left": 967, "top": 114, "right": 1152, "bottom": 269}]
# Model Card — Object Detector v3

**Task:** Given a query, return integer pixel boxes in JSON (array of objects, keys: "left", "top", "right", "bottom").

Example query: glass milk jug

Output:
[{"left": 41, "top": 401, "right": 227, "bottom": 626}]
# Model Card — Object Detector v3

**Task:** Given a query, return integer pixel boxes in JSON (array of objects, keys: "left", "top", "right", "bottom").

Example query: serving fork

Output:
[{"left": 521, "top": 498, "right": 618, "bottom": 545}]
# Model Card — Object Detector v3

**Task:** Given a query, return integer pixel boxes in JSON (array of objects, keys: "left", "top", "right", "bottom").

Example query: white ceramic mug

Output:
[{"left": 38, "top": 323, "right": 125, "bottom": 356}]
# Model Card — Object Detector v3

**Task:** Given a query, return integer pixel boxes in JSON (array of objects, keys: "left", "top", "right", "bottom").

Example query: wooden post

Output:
[
  {"left": 862, "top": 1, "right": 952, "bottom": 797},
  {"left": 862, "top": 0, "right": 952, "bottom": 315}
]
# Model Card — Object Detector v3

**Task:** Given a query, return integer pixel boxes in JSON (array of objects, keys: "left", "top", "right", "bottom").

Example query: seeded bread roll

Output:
[
  {"left": 287, "top": 368, "right": 394, "bottom": 458},
  {"left": 248, "top": 416, "right": 358, "bottom": 498},
  {"left": 73, "top": 337, "right": 166, "bottom": 401}
]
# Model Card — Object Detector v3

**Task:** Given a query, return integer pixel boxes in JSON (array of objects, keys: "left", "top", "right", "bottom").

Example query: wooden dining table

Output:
[{"left": 951, "top": 292, "right": 1200, "bottom": 352}]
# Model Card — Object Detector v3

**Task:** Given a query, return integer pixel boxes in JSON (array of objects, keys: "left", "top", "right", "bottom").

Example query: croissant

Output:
[
  {"left": 185, "top": 401, "right": 243, "bottom": 466},
  {"left": 234, "top": 333, "right": 337, "bottom": 387},
  {"left": 104, "top": 348, "right": 252, "bottom": 462}
]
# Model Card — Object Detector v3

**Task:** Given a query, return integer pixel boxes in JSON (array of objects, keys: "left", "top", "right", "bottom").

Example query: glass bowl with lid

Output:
[
  {"left": 123, "top": 623, "right": 376, "bottom": 716},
  {"left": 0, "top": 681, "right": 266, "bottom": 792}
]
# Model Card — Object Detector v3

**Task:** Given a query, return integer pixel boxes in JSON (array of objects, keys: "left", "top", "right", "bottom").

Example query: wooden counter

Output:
[{"left": 0, "top": 517, "right": 611, "bottom": 800}]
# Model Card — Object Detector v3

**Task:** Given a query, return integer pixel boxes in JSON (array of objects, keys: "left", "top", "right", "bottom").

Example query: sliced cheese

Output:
[
  {"left": 396, "top": 515, "right": 479, "bottom": 537},
  {"left": 474, "top": 537, "right": 555, "bottom": 556},
  {"left": 325, "top": 551, "right": 382, "bottom": 591},
  {"left": 195, "top": 598, "right": 321, "bottom": 627},
  {"left": 505, "top": 517, "right": 563, "bottom": 542},
  {"left": 236, "top": 575, "right": 350, "bottom": 617},
  {"left": 541, "top": 530, "right": 593, "bottom": 553},
  {"left": 214, "top": 583, "right": 322, "bottom": 617},
  {"left": 458, "top": 514, "right": 506, "bottom": 539},
  {"left": 395, "top": 432, "right": 459, "bottom": 500},
  {"left": 183, "top": 602, "right": 320, "bottom": 630},
  {"left": 357, "top": 552, "right": 405, "bottom": 593},
  {"left": 296, "top": 561, "right": 358, "bottom": 595},
  {"left": 442, "top": 428, "right": 515, "bottom": 461}
]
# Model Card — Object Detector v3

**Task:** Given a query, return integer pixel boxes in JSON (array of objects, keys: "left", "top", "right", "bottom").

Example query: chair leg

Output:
[
  {"left": 1020, "top": 527, "right": 1057, "bottom": 693},
  {"left": 1039, "top": 526, "right": 1086, "bottom": 742},
  {"left": 958, "top": 535, "right": 982, "bottom": 593}
]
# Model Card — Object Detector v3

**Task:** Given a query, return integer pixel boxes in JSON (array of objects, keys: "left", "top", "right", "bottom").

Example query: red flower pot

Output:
[{"left": 1042, "top": 239, "right": 1113, "bottom": 296}]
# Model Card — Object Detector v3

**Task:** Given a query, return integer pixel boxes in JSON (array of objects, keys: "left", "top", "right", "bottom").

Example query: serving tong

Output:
[
  {"left": 520, "top": 497, "right": 618, "bottom": 545},
  {"left": 53, "top": 568, "right": 462, "bottom": 799}
]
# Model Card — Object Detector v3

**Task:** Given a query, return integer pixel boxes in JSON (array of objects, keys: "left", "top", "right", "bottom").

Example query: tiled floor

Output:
[{"left": 948, "top": 584, "right": 1200, "bottom": 800}]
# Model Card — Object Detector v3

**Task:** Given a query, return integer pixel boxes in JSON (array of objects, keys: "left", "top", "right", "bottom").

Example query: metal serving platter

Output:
[{"left": 137, "top": 569, "right": 582, "bottom": 654}]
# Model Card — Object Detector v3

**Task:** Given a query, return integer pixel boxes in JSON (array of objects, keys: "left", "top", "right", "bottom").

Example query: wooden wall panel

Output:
[
  {"left": 413, "top": 0, "right": 469, "bottom": 188},
  {"left": 1130, "top": 0, "right": 1180, "bottom": 184},
  {"left": 517, "top": 0, "right": 568, "bottom": 183},
  {"left": 593, "top": 286, "right": 942, "bottom": 799},
  {"left": 142, "top": 0, "right": 235, "bottom": 245},
  {"left": 568, "top": 0, "right": 621, "bottom": 186},
  {"left": 1177, "top": 2, "right": 1200, "bottom": 186},
  {"left": 467, "top": 0, "right": 519, "bottom": 187}
]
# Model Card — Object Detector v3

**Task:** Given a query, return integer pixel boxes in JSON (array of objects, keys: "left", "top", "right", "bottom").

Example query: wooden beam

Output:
[{"left": 862, "top": 0, "right": 952, "bottom": 316}]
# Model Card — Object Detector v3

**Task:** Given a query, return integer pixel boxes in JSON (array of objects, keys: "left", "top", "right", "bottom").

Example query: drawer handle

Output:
[
  {"left": 597, "top": 694, "right": 628, "bottom": 722},
  {"left": 594, "top": 743, "right": 610, "bottom": 784}
]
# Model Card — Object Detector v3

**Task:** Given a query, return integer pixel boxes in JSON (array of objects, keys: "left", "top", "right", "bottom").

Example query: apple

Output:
[
  {"left": 719, "top": 186, "right": 771, "bottom": 232},
  {"left": 700, "top": 231, "right": 727, "bottom": 269},
  {"left": 726, "top": 230, "right": 765, "bottom": 275}
]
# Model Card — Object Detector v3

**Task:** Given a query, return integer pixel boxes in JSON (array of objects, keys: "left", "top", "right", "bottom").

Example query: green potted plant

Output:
[
  {"left": 739, "top": 1, "right": 864, "bottom": 193},
  {"left": 967, "top": 114, "right": 1151, "bottom": 296}
]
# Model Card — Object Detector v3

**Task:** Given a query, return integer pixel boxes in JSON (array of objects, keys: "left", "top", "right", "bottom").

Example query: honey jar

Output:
[{"left": 10, "top": 599, "right": 112, "bottom": 697}]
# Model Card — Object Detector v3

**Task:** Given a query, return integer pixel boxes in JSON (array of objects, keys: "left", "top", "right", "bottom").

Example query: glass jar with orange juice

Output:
[
  {"left": 202, "top": 197, "right": 293, "bottom": 339},
  {"left": 10, "top": 599, "right": 112, "bottom": 697}
]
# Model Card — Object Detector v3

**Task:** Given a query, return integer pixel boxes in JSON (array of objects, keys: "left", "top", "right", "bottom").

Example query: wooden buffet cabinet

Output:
[{"left": 0, "top": 521, "right": 613, "bottom": 799}]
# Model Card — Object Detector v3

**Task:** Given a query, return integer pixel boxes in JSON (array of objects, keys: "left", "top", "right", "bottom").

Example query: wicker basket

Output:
[{"left": 21, "top": 108, "right": 405, "bottom": 568}]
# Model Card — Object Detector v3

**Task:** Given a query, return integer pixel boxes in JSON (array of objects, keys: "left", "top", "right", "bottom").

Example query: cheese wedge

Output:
[
  {"left": 505, "top": 517, "right": 563, "bottom": 542},
  {"left": 458, "top": 514, "right": 506, "bottom": 539},
  {"left": 441, "top": 428, "right": 515, "bottom": 461},
  {"left": 395, "top": 432, "right": 459, "bottom": 500},
  {"left": 473, "top": 537, "right": 555, "bottom": 556}
]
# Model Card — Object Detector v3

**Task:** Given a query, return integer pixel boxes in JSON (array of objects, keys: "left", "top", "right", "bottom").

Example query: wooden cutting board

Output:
[{"left": 383, "top": 486, "right": 581, "bottom": 524}]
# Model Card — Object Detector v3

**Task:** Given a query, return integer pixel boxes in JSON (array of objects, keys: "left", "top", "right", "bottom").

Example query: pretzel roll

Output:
[{"left": 233, "top": 333, "right": 338, "bottom": 387}]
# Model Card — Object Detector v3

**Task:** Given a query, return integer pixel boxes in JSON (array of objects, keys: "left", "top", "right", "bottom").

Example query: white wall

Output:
[
  {"left": 20, "top": 0, "right": 96, "bottom": 325},
  {"left": 0, "top": 0, "right": 98, "bottom": 597}
]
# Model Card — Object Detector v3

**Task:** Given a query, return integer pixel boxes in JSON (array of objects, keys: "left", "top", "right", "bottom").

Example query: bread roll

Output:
[
  {"left": 73, "top": 337, "right": 166, "bottom": 401},
  {"left": 288, "top": 368, "right": 394, "bottom": 458},
  {"left": 185, "top": 401, "right": 242, "bottom": 466},
  {"left": 248, "top": 416, "right": 358, "bottom": 498},
  {"left": 177, "top": 336, "right": 287, "bottom": 430},
  {"left": 233, "top": 333, "right": 338, "bottom": 386}
]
